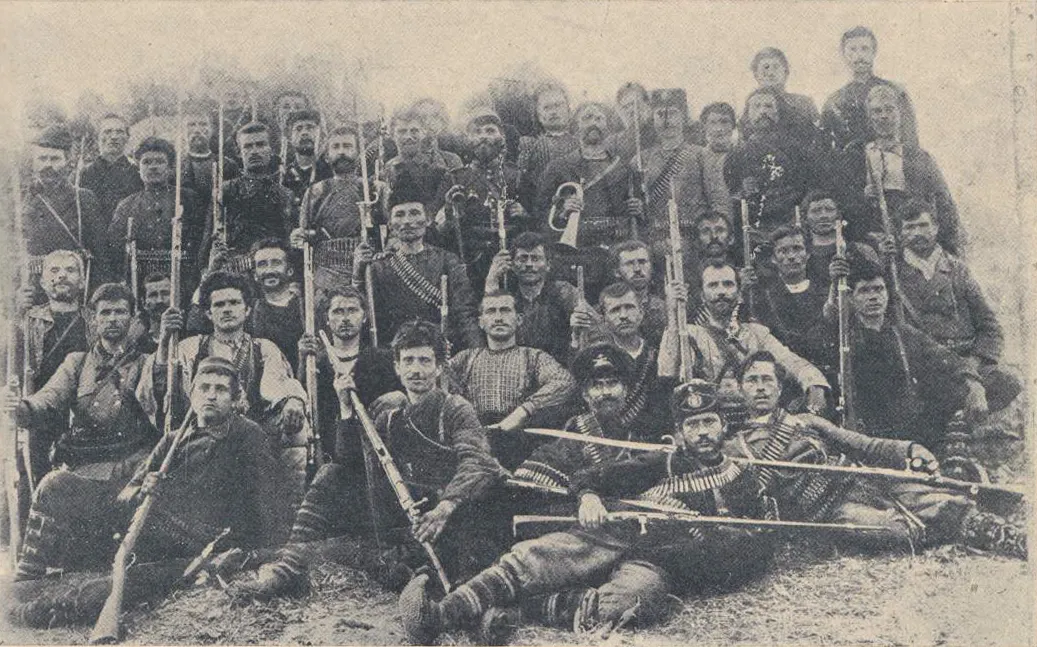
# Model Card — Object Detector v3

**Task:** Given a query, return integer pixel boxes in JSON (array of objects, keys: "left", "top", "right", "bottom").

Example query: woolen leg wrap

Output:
[{"left": 440, "top": 563, "right": 520, "bottom": 629}]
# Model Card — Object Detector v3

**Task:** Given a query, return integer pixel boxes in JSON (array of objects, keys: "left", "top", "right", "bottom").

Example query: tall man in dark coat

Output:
[{"left": 79, "top": 113, "right": 142, "bottom": 224}]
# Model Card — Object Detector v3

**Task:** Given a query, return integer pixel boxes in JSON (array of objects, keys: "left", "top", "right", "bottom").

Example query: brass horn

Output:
[{"left": 548, "top": 181, "right": 583, "bottom": 248}]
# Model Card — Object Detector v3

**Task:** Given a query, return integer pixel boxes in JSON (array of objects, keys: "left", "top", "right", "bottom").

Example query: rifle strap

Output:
[
  {"left": 34, "top": 192, "right": 85, "bottom": 251},
  {"left": 388, "top": 253, "right": 442, "bottom": 308}
]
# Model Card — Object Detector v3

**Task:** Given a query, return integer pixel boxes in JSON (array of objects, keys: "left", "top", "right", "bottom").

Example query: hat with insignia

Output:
[
  {"left": 671, "top": 379, "right": 719, "bottom": 419},
  {"left": 32, "top": 125, "right": 74, "bottom": 151},
  {"left": 194, "top": 356, "right": 240, "bottom": 385},
  {"left": 286, "top": 109, "right": 322, "bottom": 130},
  {"left": 570, "top": 343, "right": 634, "bottom": 385},
  {"left": 466, "top": 105, "right": 503, "bottom": 130}
]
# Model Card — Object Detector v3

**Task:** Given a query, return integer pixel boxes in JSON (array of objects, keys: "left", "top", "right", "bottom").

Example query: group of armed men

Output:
[{"left": 2, "top": 24, "right": 1028, "bottom": 643}]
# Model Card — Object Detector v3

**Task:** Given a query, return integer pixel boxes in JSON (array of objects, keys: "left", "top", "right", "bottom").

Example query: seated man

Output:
[
  {"left": 233, "top": 321, "right": 504, "bottom": 600},
  {"left": 725, "top": 351, "right": 1024, "bottom": 559},
  {"left": 661, "top": 261, "right": 830, "bottom": 414},
  {"left": 398, "top": 380, "right": 775, "bottom": 644},
  {"left": 4, "top": 283, "right": 160, "bottom": 581},
  {"left": 449, "top": 291, "right": 576, "bottom": 469},
  {"left": 7, "top": 357, "right": 290, "bottom": 628},
  {"left": 894, "top": 200, "right": 1021, "bottom": 415}
]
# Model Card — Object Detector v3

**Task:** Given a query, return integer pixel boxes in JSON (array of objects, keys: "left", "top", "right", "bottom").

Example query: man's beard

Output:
[
  {"left": 752, "top": 115, "right": 776, "bottom": 132},
  {"left": 46, "top": 284, "right": 79, "bottom": 302},
  {"left": 333, "top": 322, "right": 361, "bottom": 341},
  {"left": 258, "top": 272, "right": 287, "bottom": 290},
  {"left": 473, "top": 140, "right": 503, "bottom": 164},
  {"left": 581, "top": 126, "right": 604, "bottom": 146},
  {"left": 37, "top": 167, "right": 63, "bottom": 184},
  {"left": 295, "top": 138, "right": 316, "bottom": 156},
  {"left": 704, "top": 241, "right": 727, "bottom": 258},
  {"left": 331, "top": 155, "right": 357, "bottom": 176},
  {"left": 707, "top": 295, "right": 737, "bottom": 318},
  {"left": 189, "top": 134, "right": 210, "bottom": 153}
]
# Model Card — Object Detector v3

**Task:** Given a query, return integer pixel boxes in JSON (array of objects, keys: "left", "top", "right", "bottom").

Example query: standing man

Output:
[
  {"left": 517, "top": 82, "right": 578, "bottom": 204},
  {"left": 839, "top": 83, "right": 962, "bottom": 254},
  {"left": 661, "top": 261, "right": 830, "bottom": 412},
  {"left": 413, "top": 98, "right": 465, "bottom": 172},
  {"left": 483, "top": 232, "right": 581, "bottom": 363},
  {"left": 201, "top": 122, "right": 295, "bottom": 270},
  {"left": 894, "top": 201, "right": 1021, "bottom": 414},
  {"left": 107, "top": 137, "right": 204, "bottom": 288},
  {"left": 642, "top": 89, "right": 731, "bottom": 261},
  {"left": 353, "top": 180, "right": 481, "bottom": 351},
  {"left": 3, "top": 283, "right": 159, "bottom": 581},
  {"left": 538, "top": 102, "right": 645, "bottom": 248},
  {"left": 748, "top": 48, "right": 821, "bottom": 147},
  {"left": 822, "top": 26, "right": 918, "bottom": 150},
  {"left": 281, "top": 109, "right": 332, "bottom": 205},
  {"left": 438, "top": 108, "right": 531, "bottom": 293},
  {"left": 79, "top": 113, "right": 143, "bottom": 224},
  {"left": 607, "top": 240, "right": 668, "bottom": 342},
  {"left": 295, "top": 124, "right": 373, "bottom": 242},
  {"left": 22, "top": 125, "right": 106, "bottom": 277},
  {"left": 450, "top": 291, "right": 576, "bottom": 469},
  {"left": 699, "top": 102, "right": 738, "bottom": 211},
  {"left": 609, "top": 81, "right": 657, "bottom": 165},
  {"left": 724, "top": 88, "right": 820, "bottom": 235},
  {"left": 180, "top": 100, "right": 242, "bottom": 211},
  {"left": 384, "top": 107, "right": 452, "bottom": 217}
]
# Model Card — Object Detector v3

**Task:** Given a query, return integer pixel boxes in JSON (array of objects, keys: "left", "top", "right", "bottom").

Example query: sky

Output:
[{"left": 1, "top": 0, "right": 1033, "bottom": 355}]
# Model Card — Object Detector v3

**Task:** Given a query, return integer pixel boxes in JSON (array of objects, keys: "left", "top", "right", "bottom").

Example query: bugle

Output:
[{"left": 548, "top": 181, "right": 583, "bottom": 248}]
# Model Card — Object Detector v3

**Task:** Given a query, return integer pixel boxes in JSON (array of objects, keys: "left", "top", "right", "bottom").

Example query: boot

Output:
[
  {"left": 940, "top": 413, "right": 989, "bottom": 484},
  {"left": 398, "top": 573, "right": 443, "bottom": 645},
  {"left": 230, "top": 561, "right": 310, "bottom": 601},
  {"left": 960, "top": 510, "right": 1027, "bottom": 559}
]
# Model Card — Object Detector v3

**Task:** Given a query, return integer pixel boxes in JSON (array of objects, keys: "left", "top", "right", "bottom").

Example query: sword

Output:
[{"left": 508, "top": 427, "right": 676, "bottom": 453}]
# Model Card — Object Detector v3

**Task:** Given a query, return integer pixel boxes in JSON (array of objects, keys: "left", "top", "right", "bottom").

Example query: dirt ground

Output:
[{"left": 1, "top": 401, "right": 1031, "bottom": 647}]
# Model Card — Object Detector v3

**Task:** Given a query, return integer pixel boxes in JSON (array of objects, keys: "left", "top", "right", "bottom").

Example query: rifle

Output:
[
  {"left": 628, "top": 97, "right": 646, "bottom": 240},
  {"left": 73, "top": 135, "right": 91, "bottom": 305},
  {"left": 730, "top": 456, "right": 1027, "bottom": 499},
  {"left": 349, "top": 391, "right": 452, "bottom": 593},
  {"left": 738, "top": 199, "right": 755, "bottom": 321},
  {"left": 440, "top": 274, "right": 449, "bottom": 354},
  {"left": 834, "top": 218, "right": 857, "bottom": 430},
  {"left": 278, "top": 113, "right": 289, "bottom": 187},
  {"left": 162, "top": 103, "right": 185, "bottom": 434},
  {"left": 513, "top": 511, "right": 889, "bottom": 537},
  {"left": 570, "top": 265, "right": 585, "bottom": 350},
  {"left": 3, "top": 169, "right": 27, "bottom": 565},
  {"left": 299, "top": 176, "right": 323, "bottom": 482},
  {"left": 355, "top": 100, "right": 379, "bottom": 347},
  {"left": 89, "top": 413, "right": 195, "bottom": 644},
  {"left": 666, "top": 180, "right": 694, "bottom": 381},
  {"left": 863, "top": 151, "right": 913, "bottom": 392}
]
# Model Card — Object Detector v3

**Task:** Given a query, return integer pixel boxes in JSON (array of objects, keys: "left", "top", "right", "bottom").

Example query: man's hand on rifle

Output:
[
  {"left": 907, "top": 443, "right": 940, "bottom": 475},
  {"left": 333, "top": 372, "right": 358, "bottom": 419},
  {"left": 740, "top": 177, "right": 760, "bottom": 197},
  {"left": 208, "top": 239, "right": 230, "bottom": 271},
  {"left": 738, "top": 266, "right": 759, "bottom": 288},
  {"left": 828, "top": 254, "right": 851, "bottom": 281},
  {"left": 16, "top": 284, "right": 37, "bottom": 314},
  {"left": 578, "top": 492, "right": 608, "bottom": 530},
  {"left": 159, "top": 307, "right": 184, "bottom": 346},
  {"left": 569, "top": 301, "right": 597, "bottom": 333},
  {"left": 805, "top": 386, "right": 828, "bottom": 416},
  {"left": 484, "top": 249, "right": 513, "bottom": 294},
  {"left": 414, "top": 499, "right": 457, "bottom": 543},
  {"left": 506, "top": 200, "right": 528, "bottom": 220},
  {"left": 1, "top": 387, "right": 22, "bottom": 415},
  {"left": 280, "top": 397, "right": 306, "bottom": 436},
  {"left": 298, "top": 333, "right": 321, "bottom": 359},
  {"left": 289, "top": 227, "right": 316, "bottom": 250},
  {"left": 352, "top": 242, "right": 375, "bottom": 279}
]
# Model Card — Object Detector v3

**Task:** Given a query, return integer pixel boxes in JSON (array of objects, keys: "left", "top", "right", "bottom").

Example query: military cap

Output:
[
  {"left": 671, "top": 379, "right": 719, "bottom": 419},
  {"left": 32, "top": 125, "right": 74, "bottom": 151},
  {"left": 650, "top": 88, "right": 689, "bottom": 117},
  {"left": 286, "top": 109, "right": 322, "bottom": 130},
  {"left": 571, "top": 343, "right": 634, "bottom": 385},
  {"left": 194, "top": 356, "right": 240, "bottom": 386},
  {"left": 466, "top": 106, "right": 503, "bottom": 129}
]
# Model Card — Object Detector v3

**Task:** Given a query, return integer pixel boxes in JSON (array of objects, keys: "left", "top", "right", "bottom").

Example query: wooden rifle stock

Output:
[
  {"left": 74, "top": 136, "right": 91, "bottom": 305},
  {"left": 571, "top": 265, "right": 585, "bottom": 350},
  {"left": 355, "top": 105, "right": 379, "bottom": 347},
  {"left": 163, "top": 101, "right": 185, "bottom": 434},
  {"left": 89, "top": 414, "right": 195, "bottom": 644},
  {"left": 126, "top": 215, "right": 138, "bottom": 300},
  {"left": 349, "top": 391, "right": 452, "bottom": 592}
]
